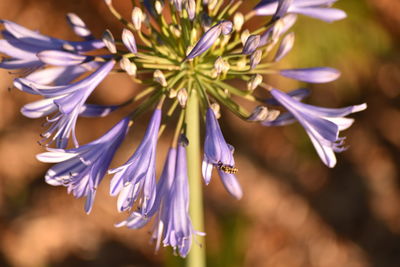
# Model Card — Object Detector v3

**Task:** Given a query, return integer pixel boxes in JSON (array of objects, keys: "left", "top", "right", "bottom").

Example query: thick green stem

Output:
[{"left": 185, "top": 89, "right": 206, "bottom": 267}]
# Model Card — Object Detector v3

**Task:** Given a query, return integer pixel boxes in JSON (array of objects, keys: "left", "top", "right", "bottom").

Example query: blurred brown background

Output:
[{"left": 1, "top": 0, "right": 400, "bottom": 266}]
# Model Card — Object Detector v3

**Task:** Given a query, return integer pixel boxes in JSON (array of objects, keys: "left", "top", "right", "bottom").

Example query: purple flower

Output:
[
  {"left": 14, "top": 60, "right": 116, "bottom": 148},
  {"left": 185, "top": 20, "right": 233, "bottom": 60},
  {"left": 36, "top": 117, "right": 130, "bottom": 214},
  {"left": 109, "top": 108, "right": 162, "bottom": 215},
  {"left": 116, "top": 148, "right": 177, "bottom": 230},
  {"left": 264, "top": 88, "right": 367, "bottom": 167},
  {"left": 116, "top": 140, "right": 204, "bottom": 257},
  {"left": 161, "top": 142, "right": 202, "bottom": 257},
  {"left": 0, "top": 20, "right": 104, "bottom": 71},
  {"left": 280, "top": 67, "right": 341, "bottom": 83},
  {"left": 202, "top": 108, "right": 243, "bottom": 199},
  {"left": 255, "top": 0, "right": 347, "bottom": 22}
]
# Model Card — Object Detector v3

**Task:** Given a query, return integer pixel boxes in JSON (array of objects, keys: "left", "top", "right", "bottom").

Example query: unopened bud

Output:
[
  {"left": 102, "top": 30, "right": 116, "bottom": 54},
  {"left": 210, "top": 102, "right": 221, "bottom": 119},
  {"left": 220, "top": 21, "right": 233, "bottom": 35},
  {"left": 120, "top": 57, "right": 137, "bottom": 76},
  {"left": 186, "top": 0, "right": 196, "bottom": 20},
  {"left": 154, "top": 70, "right": 167, "bottom": 87},
  {"left": 233, "top": 12, "right": 244, "bottom": 32},
  {"left": 248, "top": 106, "right": 280, "bottom": 122},
  {"left": 250, "top": 50, "right": 262, "bottom": 69},
  {"left": 155, "top": 0, "right": 164, "bottom": 15},
  {"left": 170, "top": 25, "right": 182, "bottom": 38},
  {"left": 177, "top": 88, "right": 188, "bottom": 107},
  {"left": 122, "top": 29, "right": 137, "bottom": 54},
  {"left": 242, "top": 35, "right": 260, "bottom": 55},
  {"left": 247, "top": 74, "right": 263, "bottom": 91},
  {"left": 131, "top": 7, "right": 143, "bottom": 30},
  {"left": 241, "top": 29, "right": 250, "bottom": 46},
  {"left": 248, "top": 106, "right": 269, "bottom": 122},
  {"left": 214, "top": 56, "right": 230, "bottom": 75},
  {"left": 265, "top": 109, "right": 280, "bottom": 122}
]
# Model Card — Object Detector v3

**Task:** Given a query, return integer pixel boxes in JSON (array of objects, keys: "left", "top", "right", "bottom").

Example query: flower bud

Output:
[
  {"left": 247, "top": 74, "right": 263, "bottom": 92},
  {"left": 242, "top": 35, "right": 260, "bottom": 55},
  {"left": 241, "top": 29, "right": 250, "bottom": 46},
  {"left": 220, "top": 21, "right": 233, "bottom": 35},
  {"left": 120, "top": 57, "right": 137, "bottom": 76},
  {"left": 102, "top": 29, "right": 117, "bottom": 54},
  {"left": 131, "top": 7, "right": 144, "bottom": 30},
  {"left": 250, "top": 50, "right": 262, "bottom": 69},
  {"left": 172, "top": 0, "right": 183, "bottom": 11},
  {"left": 170, "top": 25, "right": 182, "bottom": 38},
  {"left": 233, "top": 12, "right": 244, "bottom": 32},
  {"left": 154, "top": 70, "right": 167, "bottom": 87},
  {"left": 210, "top": 102, "right": 221, "bottom": 119},
  {"left": 122, "top": 29, "right": 137, "bottom": 54},
  {"left": 155, "top": 0, "right": 164, "bottom": 15},
  {"left": 177, "top": 88, "right": 188, "bottom": 107},
  {"left": 248, "top": 106, "right": 269, "bottom": 122},
  {"left": 186, "top": 0, "right": 196, "bottom": 21},
  {"left": 66, "top": 13, "right": 92, "bottom": 39},
  {"left": 248, "top": 106, "right": 280, "bottom": 122},
  {"left": 214, "top": 56, "right": 230, "bottom": 76}
]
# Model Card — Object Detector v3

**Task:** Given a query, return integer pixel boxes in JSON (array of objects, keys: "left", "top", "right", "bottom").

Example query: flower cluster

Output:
[{"left": 1, "top": 0, "right": 365, "bottom": 257}]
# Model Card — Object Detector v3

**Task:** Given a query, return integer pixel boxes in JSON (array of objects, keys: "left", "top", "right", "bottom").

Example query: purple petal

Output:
[
  {"left": 290, "top": 7, "right": 346, "bottom": 22},
  {"left": 37, "top": 50, "right": 92, "bottom": 66},
  {"left": 280, "top": 67, "right": 340, "bottom": 83}
]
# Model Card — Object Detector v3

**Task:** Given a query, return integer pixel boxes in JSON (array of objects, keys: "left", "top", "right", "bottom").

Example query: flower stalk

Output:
[{"left": 185, "top": 89, "right": 206, "bottom": 267}]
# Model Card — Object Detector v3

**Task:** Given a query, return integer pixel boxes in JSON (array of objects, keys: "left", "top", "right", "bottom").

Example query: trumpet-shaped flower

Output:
[
  {"left": 36, "top": 117, "right": 130, "bottom": 213},
  {"left": 0, "top": 19, "right": 104, "bottom": 71},
  {"left": 14, "top": 60, "right": 116, "bottom": 148},
  {"left": 255, "top": 0, "right": 347, "bottom": 22},
  {"left": 202, "top": 108, "right": 243, "bottom": 199},
  {"left": 265, "top": 88, "right": 367, "bottom": 167},
  {"left": 162, "top": 142, "right": 203, "bottom": 257},
  {"left": 109, "top": 108, "right": 161, "bottom": 215}
]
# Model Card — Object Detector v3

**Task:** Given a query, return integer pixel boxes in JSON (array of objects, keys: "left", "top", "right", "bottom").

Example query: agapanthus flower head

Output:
[
  {"left": 36, "top": 117, "right": 130, "bottom": 213},
  {"left": 1, "top": 0, "right": 364, "bottom": 258}
]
